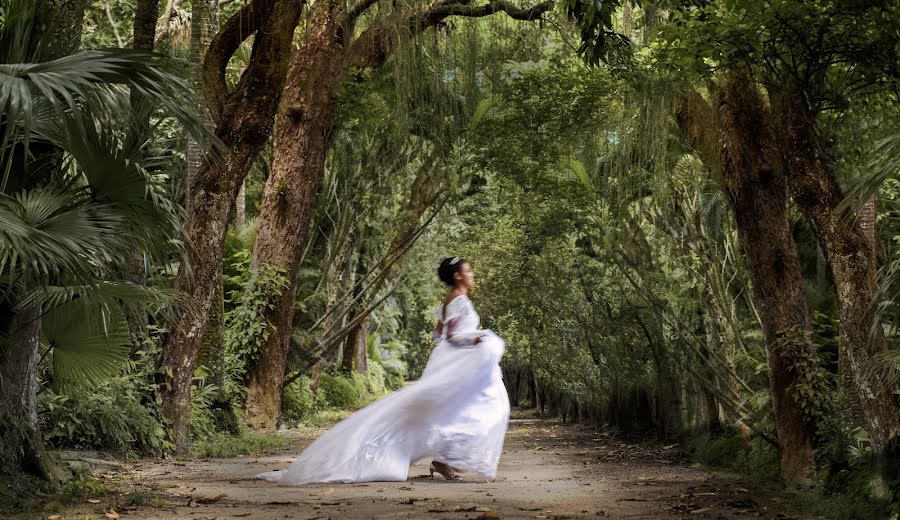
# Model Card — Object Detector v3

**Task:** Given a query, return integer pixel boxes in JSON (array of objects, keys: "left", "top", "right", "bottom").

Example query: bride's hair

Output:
[{"left": 438, "top": 257, "right": 466, "bottom": 286}]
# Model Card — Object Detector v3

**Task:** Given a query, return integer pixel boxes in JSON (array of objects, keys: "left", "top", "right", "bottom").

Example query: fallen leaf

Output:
[
  {"left": 694, "top": 492, "right": 716, "bottom": 496},
  {"left": 689, "top": 508, "right": 711, "bottom": 514},
  {"left": 313, "top": 487, "right": 335, "bottom": 496},
  {"left": 48, "top": 516, "right": 61, "bottom": 520},
  {"left": 398, "top": 486, "right": 413, "bottom": 490},
  {"left": 86, "top": 499, "right": 101, "bottom": 504},
  {"left": 105, "top": 510, "right": 120, "bottom": 519}
]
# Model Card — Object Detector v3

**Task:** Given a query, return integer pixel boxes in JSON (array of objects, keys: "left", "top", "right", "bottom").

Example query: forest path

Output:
[{"left": 56, "top": 410, "right": 812, "bottom": 520}]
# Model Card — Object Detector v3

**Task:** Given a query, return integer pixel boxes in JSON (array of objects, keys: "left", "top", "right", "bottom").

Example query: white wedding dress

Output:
[{"left": 256, "top": 295, "right": 510, "bottom": 484}]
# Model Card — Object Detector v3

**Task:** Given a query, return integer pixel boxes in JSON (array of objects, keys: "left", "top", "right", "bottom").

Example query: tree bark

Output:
[
  {"left": 133, "top": 0, "right": 160, "bottom": 50},
  {"left": 677, "top": 74, "right": 818, "bottom": 481},
  {"left": 122, "top": 0, "right": 160, "bottom": 353},
  {"left": 235, "top": 180, "right": 247, "bottom": 227},
  {"left": 159, "top": 0, "right": 302, "bottom": 453},
  {"left": 0, "top": 0, "right": 86, "bottom": 484},
  {"left": 342, "top": 314, "right": 371, "bottom": 374},
  {"left": 34, "top": 0, "right": 88, "bottom": 57},
  {"left": 244, "top": 1, "right": 348, "bottom": 429},
  {"left": 184, "top": 0, "right": 219, "bottom": 211},
  {"left": 770, "top": 88, "right": 900, "bottom": 460}
]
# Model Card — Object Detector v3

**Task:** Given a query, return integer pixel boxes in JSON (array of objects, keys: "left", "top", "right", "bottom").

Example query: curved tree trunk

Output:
[
  {"left": 159, "top": 0, "right": 303, "bottom": 453},
  {"left": 771, "top": 89, "right": 900, "bottom": 463},
  {"left": 677, "top": 73, "right": 818, "bottom": 481}
]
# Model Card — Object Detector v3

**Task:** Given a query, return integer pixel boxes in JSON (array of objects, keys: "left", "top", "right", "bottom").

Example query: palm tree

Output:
[{"left": 0, "top": 0, "right": 210, "bottom": 482}]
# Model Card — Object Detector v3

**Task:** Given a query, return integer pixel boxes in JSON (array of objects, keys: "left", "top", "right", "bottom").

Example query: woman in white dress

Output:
[{"left": 256, "top": 257, "right": 510, "bottom": 484}]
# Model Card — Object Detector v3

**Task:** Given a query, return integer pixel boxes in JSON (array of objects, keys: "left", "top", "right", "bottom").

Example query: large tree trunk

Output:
[
  {"left": 771, "top": 89, "right": 900, "bottom": 462},
  {"left": 0, "top": 291, "right": 66, "bottom": 482},
  {"left": 0, "top": 0, "right": 87, "bottom": 484},
  {"left": 159, "top": 0, "right": 302, "bottom": 453},
  {"left": 244, "top": 3, "right": 347, "bottom": 429},
  {"left": 677, "top": 74, "right": 818, "bottom": 481}
]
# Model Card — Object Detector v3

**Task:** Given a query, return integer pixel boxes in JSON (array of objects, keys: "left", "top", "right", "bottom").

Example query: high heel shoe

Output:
[{"left": 429, "top": 461, "right": 462, "bottom": 480}]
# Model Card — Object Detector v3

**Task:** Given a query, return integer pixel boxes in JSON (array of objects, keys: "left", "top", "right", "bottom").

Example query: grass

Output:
[
  {"left": 189, "top": 431, "right": 296, "bottom": 459},
  {"left": 790, "top": 489, "right": 891, "bottom": 520}
]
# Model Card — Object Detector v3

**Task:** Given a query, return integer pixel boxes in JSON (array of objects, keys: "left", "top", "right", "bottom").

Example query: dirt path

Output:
[{"left": 53, "top": 412, "right": 811, "bottom": 520}]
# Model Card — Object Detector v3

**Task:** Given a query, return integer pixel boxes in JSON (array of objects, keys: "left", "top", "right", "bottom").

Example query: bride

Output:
[{"left": 256, "top": 257, "right": 510, "bottom": 484}]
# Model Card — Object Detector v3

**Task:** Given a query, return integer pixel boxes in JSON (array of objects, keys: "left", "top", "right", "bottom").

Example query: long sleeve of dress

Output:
[{"left": 441, "top": 298, "right": 483, "bottom": 347}]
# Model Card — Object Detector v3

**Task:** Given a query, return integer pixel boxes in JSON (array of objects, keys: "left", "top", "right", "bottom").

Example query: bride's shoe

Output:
[{"left": 429, "top": 461, "right": 462, "bottom": 480}]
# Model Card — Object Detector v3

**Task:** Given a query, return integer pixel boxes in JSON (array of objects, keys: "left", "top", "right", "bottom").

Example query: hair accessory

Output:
[{"left": 449, "top": 257, "right": 461, "bottom": 265}]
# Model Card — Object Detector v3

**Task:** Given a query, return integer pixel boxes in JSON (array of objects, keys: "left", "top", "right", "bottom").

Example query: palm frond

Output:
[
  {"left": 840, "top": 131, "right": 900, "bottom": 215},
  {"left": 0, "top": 184, "right": 126, "bottom": 281},
  {"left": 41, "top": 298, "right": 131, "bottom": 389},
  {"left": 23, "top": 281, "right": 185, "bottom": 315},
  {"left": 31, "top": 97, "right": 185, "bottom": 259}
]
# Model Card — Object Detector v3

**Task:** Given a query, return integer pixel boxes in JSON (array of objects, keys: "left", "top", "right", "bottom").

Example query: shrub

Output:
[
  {"left": 40, "top": 378, "right": 169, "bottom": 457},
  {"left": 318, "top": 373, "right": 362, "bottom": 408},
  {"left": 282, "top": 376, "right": 326, "bottom": 423}
]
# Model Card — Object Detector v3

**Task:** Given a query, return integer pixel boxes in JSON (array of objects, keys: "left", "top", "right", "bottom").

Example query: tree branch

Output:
[
  {"left": 103, "top": 0, "right": 125, "bottom": 48},
  {"left": 347, "top": 0, "right": 382, "bottom": 23},
  {"left": 348, "top": 0, "right": 551, "bottom": 69},
  {"left": 412, "top": 0, "right": 551, "bottom": 30},
  {"left": 202, "top": 0, "right": 275, "bottom": 117}
]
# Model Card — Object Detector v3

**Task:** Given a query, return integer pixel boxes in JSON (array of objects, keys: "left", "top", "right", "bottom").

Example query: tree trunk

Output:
[
  {"left": 34, "top": 0, "right": 88, "bottom": 56},
  {"left": 677, "top": 74, "right": 818, "bottom": 481},
  {"left": 159, "top": 0, "right": 302, "bottom": 453},
  {"left": 244, "top": 3, "right": 348, "bottom": 429},
  {"left": 0, "top": 0, "right": 85, "bottom": 484},
  {"left": 342, "top": 314, "right": 370, "bottom": 374},
  {"left": 133, "top": 0, "right": 160, "bottom": 50},
  {"left": 121, "top": 0, "right": 160, "bottom": 350},
  {"left": 184, "top": 0, "right": 219, "bottom": 211},
  {"left": 771, "top": 88, "right": 900, "bottom": 461}
]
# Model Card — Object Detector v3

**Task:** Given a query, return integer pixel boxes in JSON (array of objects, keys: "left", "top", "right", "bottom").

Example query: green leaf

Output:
[{"left": 41, "top": 299, "right": 131, "bottom": 389}]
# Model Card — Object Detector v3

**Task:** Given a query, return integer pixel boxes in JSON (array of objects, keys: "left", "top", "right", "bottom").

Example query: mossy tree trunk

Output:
[
  {"left": 676, "top": 73, "right": 818, "bottom": 482},
  {"left": 771, "top": 87, "right": 900, "bottom": 470},
  {"left": 159, "top": 0, "right": 303, "bottom": 453}
]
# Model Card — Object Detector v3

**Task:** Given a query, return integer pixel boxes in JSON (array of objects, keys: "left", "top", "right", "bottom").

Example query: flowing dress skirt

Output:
[{"left": 256, "top": 331, "right": 510, "bottom": 484}]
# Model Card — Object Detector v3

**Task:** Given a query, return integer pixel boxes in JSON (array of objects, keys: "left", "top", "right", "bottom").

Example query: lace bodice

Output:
[{"left": 432, "top": 295, "right": 482, "bottom": 346}]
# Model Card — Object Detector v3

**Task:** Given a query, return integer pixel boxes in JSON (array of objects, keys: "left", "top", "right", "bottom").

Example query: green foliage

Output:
[
  {"left": 772, "top": 326, "right": 835, "bottom": 429},
  {"left": 40, "top": 378, "right": 169, "bottom": 457},
  {"left": 318, "top": 372, "right": 363, "bottom": 409},
  {"left": 38, "top": 334, "right": 170, "bottom": 457},
  {"left": 281, "top": 376, "right": 329, "bottom": 424},
  {"left": 41, "top": 300, "right": 131, "bottom": 389},
  {"left": 189, "top": 432, "right": 295, "bottom": 459},
  {"left": 222, "top": 265, "right": 289, "bottom": 397},
  {"left": 687, "top": 433, "right": 780, "bottom": 480}
]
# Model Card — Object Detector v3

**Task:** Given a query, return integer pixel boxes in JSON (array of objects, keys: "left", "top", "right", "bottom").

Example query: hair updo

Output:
[{"left": 437, "top": 257, "right": 467, "bottom": 287}]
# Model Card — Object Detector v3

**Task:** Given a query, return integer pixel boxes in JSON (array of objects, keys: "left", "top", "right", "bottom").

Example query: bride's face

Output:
[{"left": 455, "top": 262, "right": 475, "bottom": 290}]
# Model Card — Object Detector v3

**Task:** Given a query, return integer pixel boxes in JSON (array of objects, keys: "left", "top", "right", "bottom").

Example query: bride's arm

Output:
[{"left": 444, "top": 316, "right": 484, "bottom": 347}]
